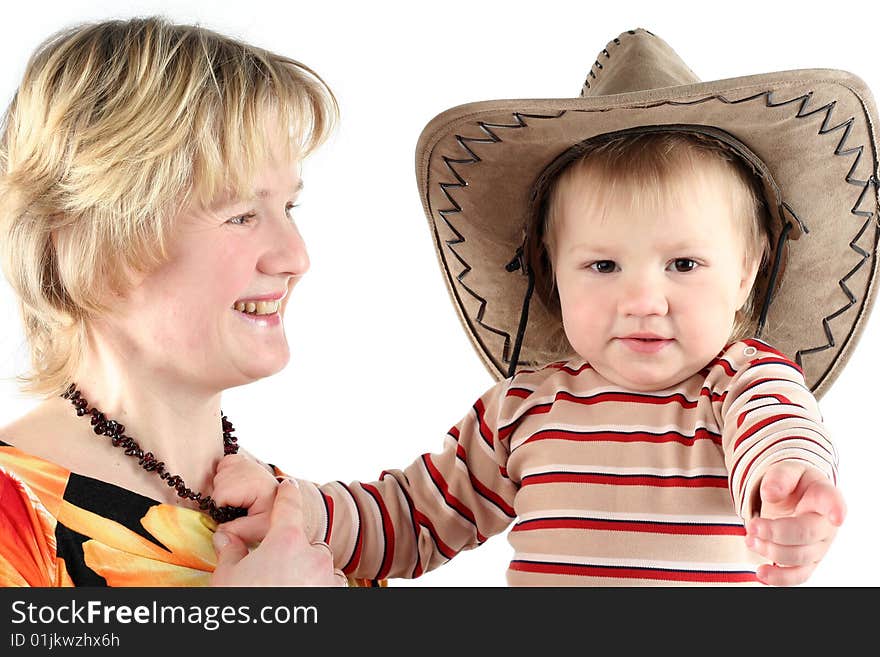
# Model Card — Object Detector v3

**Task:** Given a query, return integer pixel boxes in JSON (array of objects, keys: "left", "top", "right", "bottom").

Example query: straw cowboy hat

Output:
[{"left": 414, "top": 27, "right": 879, "bottom": 398}]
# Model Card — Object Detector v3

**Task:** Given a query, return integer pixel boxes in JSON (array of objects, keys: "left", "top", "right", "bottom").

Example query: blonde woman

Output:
[{"left": 0, "top": 17, "right": 358, "bottom": 587}]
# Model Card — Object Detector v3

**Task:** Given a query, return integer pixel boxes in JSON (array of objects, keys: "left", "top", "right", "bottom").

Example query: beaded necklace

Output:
[{"left": 62, "top": 383, "right": 246, "bottom": 522}]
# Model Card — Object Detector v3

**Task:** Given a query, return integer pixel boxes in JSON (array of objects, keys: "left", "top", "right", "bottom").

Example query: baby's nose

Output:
[{"left": 618, "top": 276, "right": 669, "bottom": 317}]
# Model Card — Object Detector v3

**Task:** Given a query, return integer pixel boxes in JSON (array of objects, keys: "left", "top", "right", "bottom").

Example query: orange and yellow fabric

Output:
[{"left": 0, "top": 441, "right": 382, "bottom": 587}]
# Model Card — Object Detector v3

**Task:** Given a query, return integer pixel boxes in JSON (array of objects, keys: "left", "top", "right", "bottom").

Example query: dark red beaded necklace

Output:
[{"left": 62, "top": 383, "right": 246, "bottom": 523}]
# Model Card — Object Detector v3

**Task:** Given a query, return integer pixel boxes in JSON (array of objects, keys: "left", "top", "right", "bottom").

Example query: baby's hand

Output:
[
  {"left": 745, "top": 460, "right": 846, "bottom": 586},
  {"left": 212, "top": 452, "right": 279, "bottom": 545}
]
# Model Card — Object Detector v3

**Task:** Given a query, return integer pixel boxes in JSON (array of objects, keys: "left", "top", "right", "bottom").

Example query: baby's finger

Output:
[
  {"left": 745, "top": 534, "right": 830, "bottom": 567},
  {"left": 760, "top": 461, "right": 805, "bottom": 503},
  {"left": 756, "top": 562, "right": 816, "bottom": 587},
  {"left": 210, "top": 476, "right": 258, "bottom": 509},
  {"left": 748, "top": 512, "right": 834, "bottom": 546},
  {"left": 796, "top": 479, "right": 847, "bottom": 527},
  {"left": 214, "top": 453, "right": 248, "bottom": 475}
]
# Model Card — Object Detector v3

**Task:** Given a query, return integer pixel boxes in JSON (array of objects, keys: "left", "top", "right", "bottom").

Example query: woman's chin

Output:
[{"left": 229, "top": 350, "right": 290, "bottom": 386}]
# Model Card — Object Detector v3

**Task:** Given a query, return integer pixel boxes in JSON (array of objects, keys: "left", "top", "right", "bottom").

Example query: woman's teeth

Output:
[{"left": 233, "top": 300, "right": 280, "bottom": 315}]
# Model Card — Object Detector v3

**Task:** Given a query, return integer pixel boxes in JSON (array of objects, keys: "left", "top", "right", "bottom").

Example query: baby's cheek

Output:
[
  {"left": 683, "top": 302, "right": 736, "bottom": 354},
  {"left": 563, "top": 319, "right": 605, "bottom": 360}
]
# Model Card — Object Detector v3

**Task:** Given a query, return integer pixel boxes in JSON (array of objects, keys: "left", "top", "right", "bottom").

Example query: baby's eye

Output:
[
  {"left": 589, "top": 260, "right": 618, "bottom": 274},
  {"left": 668, "top": 258, "right": 698, "bottom": 273},
  {"left": 227, "top": 212, "right": 256, "bottom": 226}
]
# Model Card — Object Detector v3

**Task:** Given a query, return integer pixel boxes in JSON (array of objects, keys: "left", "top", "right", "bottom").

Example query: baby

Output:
[{"left": 212, "top": 130, "right": 845, "bottom": 586}]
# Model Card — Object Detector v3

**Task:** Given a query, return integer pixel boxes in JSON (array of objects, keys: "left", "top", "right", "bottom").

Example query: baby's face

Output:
[{"left": 551, "top": 167, "right": 759, "bottom": 391}]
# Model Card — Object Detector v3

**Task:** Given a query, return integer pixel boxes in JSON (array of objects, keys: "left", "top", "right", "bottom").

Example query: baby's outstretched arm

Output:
[
  {"left": 212, "top": 452, "right": 279, "bottom": 545},
  {"left": 719, "top": 343, "right": 842, "bottom": 587},
  {"left": 745, "top": 460, "right": 846, "bottom": 586}
]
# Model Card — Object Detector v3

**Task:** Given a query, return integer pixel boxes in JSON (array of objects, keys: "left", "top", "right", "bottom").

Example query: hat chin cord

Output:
[
  {"left": 756, "top": 220, "right": 793, "bottom": 339},
  {"left": 506, "top": 247, "right": 536, "bottom": 378}
]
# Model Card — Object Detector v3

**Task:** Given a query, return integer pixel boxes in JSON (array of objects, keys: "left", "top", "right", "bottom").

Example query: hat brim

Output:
[{"left": 415, "top": 69, "right": 880, "bottom": 397}]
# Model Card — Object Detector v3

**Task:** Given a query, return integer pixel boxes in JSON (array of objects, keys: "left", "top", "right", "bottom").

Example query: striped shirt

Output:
[{"left": 300, "top": 339, "right": 838, "bottom": 586}]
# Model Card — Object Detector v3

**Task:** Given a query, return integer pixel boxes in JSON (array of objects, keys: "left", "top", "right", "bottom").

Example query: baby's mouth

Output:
[
  {"left": 232, "top": 300, "right": 280, "bottom": 316},
  {"left": 620, "top": 333, "right": 672, "bottom": 342}
]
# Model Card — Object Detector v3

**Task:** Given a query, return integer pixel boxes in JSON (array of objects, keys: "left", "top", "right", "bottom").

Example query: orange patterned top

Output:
[{"left": 0, "top": 441, "right": 382, "bottom": 587}]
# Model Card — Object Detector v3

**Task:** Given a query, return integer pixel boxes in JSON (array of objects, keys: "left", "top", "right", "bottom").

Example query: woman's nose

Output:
[
  {"left": 260, "top": 215, "right": 310, "bottom": 277},
  {"left": 617, "top": 273, "right": 669, "bottom": 317}
]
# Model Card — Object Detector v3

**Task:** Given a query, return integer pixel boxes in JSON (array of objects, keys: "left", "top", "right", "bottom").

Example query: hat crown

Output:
[{"left": 581, "top": 28, "right": 701, "bottom": 97}]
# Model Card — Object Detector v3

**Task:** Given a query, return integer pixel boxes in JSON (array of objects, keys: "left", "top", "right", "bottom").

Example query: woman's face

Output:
[{"left": 98, "top": 154, "right": 309, "bottom": 392}]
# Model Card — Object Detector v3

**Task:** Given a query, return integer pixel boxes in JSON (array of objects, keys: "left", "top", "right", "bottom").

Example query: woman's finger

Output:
[
  {"left": 261, "top": 479, "right": 309, "bottom": 549},
  {"left": 211, "top": 531, "right": 250, "bottom": 585}
]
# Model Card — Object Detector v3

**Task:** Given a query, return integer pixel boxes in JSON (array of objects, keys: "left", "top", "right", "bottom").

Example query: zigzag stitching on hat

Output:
[
  {"left": 768, "top": 92, "right": 874, "bottom": 368},
  {"left": 797, "top": 220, "right": 872, "bottom": 364},
  {"left": 793, "top": 99, "right": 872, "bottom": 188},
  {"left": 436, "top": 111, "right": 566, "bottom": 366}
]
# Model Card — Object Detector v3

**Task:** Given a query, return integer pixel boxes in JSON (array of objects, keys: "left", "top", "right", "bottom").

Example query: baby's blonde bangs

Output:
[{"left": 0, "top": 17, "right": 338, "bottom": 396}]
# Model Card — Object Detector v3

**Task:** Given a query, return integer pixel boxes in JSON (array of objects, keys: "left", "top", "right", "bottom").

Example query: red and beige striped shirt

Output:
[{"left": 300, "top": 339, "right": 838, "bottom": 586}]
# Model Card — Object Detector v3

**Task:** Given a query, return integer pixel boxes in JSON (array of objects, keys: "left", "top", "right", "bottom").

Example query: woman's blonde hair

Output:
[
  {"left": 527, "top": 131, "right": 772, "bottom": 347},
  {"left": 0, "top": 17, "right": 338, "bottom": 396}
]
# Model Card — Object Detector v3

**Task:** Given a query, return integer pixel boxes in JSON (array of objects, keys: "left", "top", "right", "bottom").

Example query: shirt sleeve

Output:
[
  {"left": 0, "top": 467, "right": 71, "bottom": 587},
  {"left": 297, "top": 377, "right": 520, "bottom": 581},
  {"left": 716, "top": 341, "right": 838, "bottom": 520}
]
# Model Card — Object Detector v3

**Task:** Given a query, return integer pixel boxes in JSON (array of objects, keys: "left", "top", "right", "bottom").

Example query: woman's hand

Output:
[{"left": 210, "top": 479, "right": 346, "bottom": 586}]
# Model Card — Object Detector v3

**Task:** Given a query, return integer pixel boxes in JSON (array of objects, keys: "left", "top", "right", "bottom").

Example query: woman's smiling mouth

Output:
[
  {"left": 231, "top": 293, "right": 285, "bottom": 326},
  {"left": 232, "top": 300, "right": 280, "bottom": 315}
]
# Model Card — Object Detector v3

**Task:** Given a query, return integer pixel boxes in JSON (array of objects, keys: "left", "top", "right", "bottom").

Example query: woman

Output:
[{"left": 0, "top": 16, "right": 351, "bottom": 586}]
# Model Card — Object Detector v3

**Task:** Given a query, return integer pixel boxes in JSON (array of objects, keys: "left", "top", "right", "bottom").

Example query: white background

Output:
[{"left": 1, "top": 0, "right": 877, "bottom": 587}]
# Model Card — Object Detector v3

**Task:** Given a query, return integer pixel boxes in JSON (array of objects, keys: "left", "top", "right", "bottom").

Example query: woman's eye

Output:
[
  {"left": 285, "top": 202, "right": 300, "bottom": 221},
  {"left": 227, "top": 212, "right": 256, "bottom": 226},
  {"left": 589, "top": 260, "right": 618, "bottom": 274},
  {"left": 669, "top": 258, "right": 698, "bottom": 273}
]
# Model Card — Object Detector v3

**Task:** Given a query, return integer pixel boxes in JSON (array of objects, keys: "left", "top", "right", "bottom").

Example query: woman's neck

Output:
[{"left": 64, "top": 333, "right": 229, "bottom": 502}]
